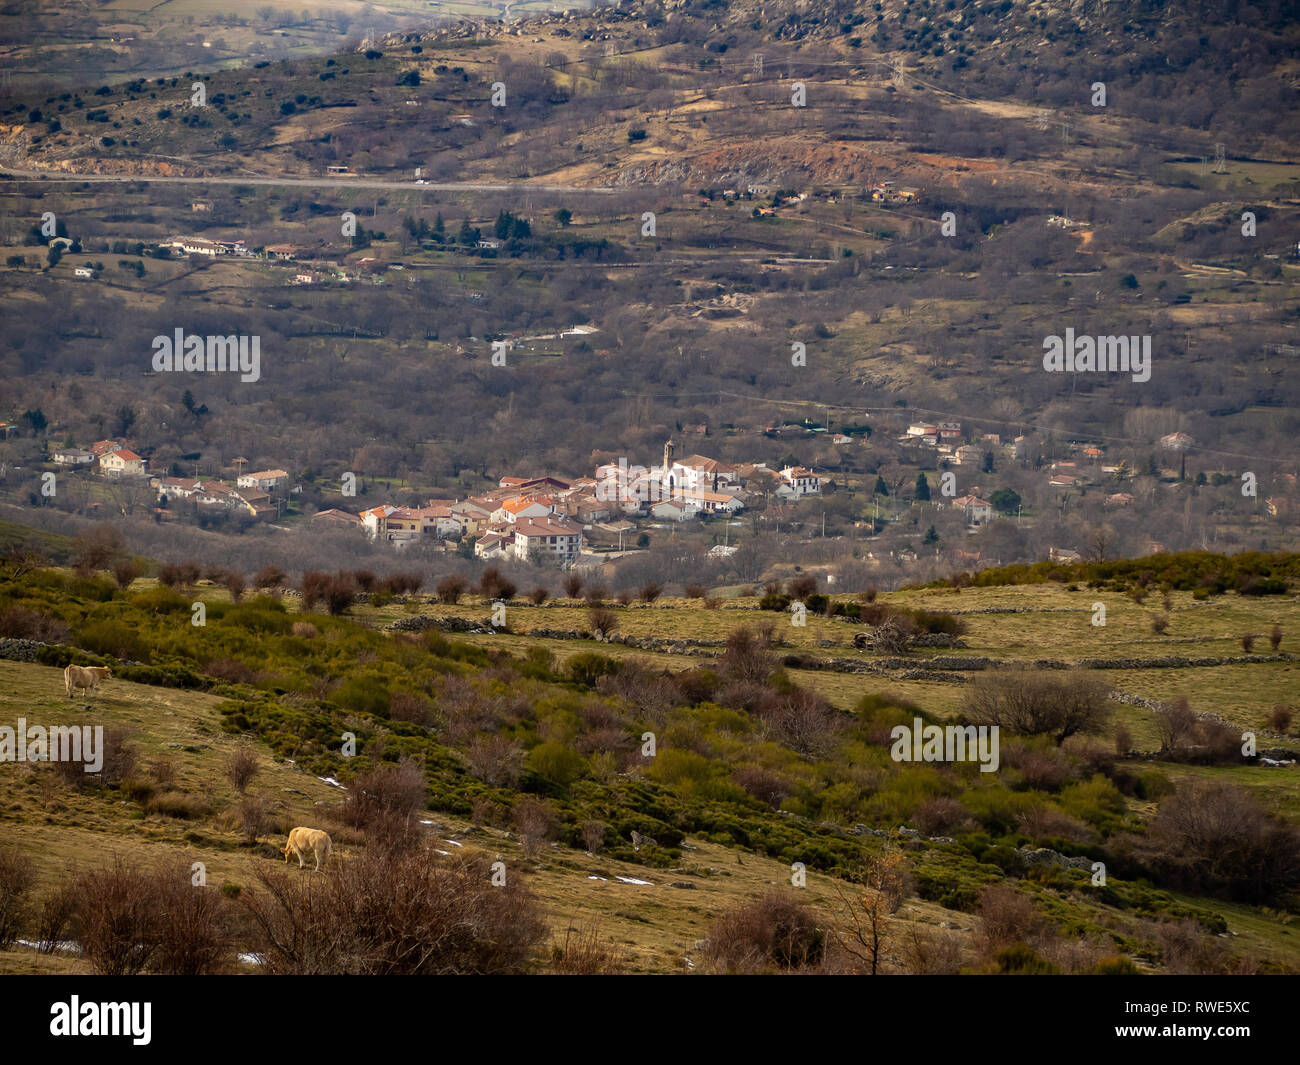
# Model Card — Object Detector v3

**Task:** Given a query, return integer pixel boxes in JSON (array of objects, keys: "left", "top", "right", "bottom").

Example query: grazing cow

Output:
[
  {"left": 64, "top": 664, "right": 112, "bottom": 699},
  {"left": 283, "top": 827, "right": 332, "bottom": 871}
]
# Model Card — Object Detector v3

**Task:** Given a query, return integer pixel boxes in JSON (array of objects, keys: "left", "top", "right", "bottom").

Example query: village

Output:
[{"left": 30, "top": 418, "right": 1277, "bottom": 576}]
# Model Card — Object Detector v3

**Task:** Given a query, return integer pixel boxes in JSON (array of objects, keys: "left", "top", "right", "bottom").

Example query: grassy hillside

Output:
[{"left": 1, "top": 552, "right": 1297, "bottom": 974}]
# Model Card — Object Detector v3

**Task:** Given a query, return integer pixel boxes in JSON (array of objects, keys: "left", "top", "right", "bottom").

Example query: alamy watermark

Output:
[
  {"left": 0, "top": 718, "right": 104, "bottom": 772},
  {"left": 151, "top": 329, "right": 261, "bottom": 383},
  {"left": 1042, "top": 328, "right": 1151, "bottom": 383},
  {"left": 889, "top": 717, "right": 1000, "bottom": 773}
]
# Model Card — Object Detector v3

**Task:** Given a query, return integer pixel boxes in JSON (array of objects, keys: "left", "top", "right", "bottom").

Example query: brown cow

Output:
[
  {"left": 64, "top": 664, "right": 112, "bottom": 699},
  {"left": 283, "top": 827, "right": 332, "bottom": 871}
]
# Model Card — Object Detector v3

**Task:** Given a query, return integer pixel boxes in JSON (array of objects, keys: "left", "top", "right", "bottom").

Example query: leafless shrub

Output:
[
  {"left": 112, "top": 558, "right": 143, "bottom": 590},
  {"left": 236, "top": 794, "right": 270, "bottom": 844},
  {"left": 584, "top": 585, "right": 607, "bottom": 605},
  {"left": 1270, "top": 625, "right": 1283, "bottom": 651},
  {"left": 241, "top": 848, "right": 546, "bottom": 974},
  {"left": 588, "top": 605, "right": 619, "bottom": 640},
  {"left": 300, "top": 570, "right": 330, "bottom": 610},
  {"left": 1268, "top": 704, "right": 1293, "bottom": 733},
  {"left": 53, "top": 725, "right": 135, "bottom": 789},
  {"left": 436, "top": 574, "right": 468, "bottom": 604},
  {"left": 580, "top": 819, "right": 607, "bottom": 853},
  {"left": 1114, "top": 722, "right": 1132, "bottom": 753},
  {"left": 731, "top": 764, "right": 794, "bottom": 808},
  {"left": 1151, "top": 614, "right": 1169, "bottom": 634},
  {"left": 512, "top": 797, "right": 558, "bottom": 858},
  {"left": 0, "top": 848, "right": 35, "bottom": 948},
  {"left": 562, "top": 573, "right": 584, "bottom": 599},
  {"left": 72, "top": 860, "right": 159, "bottom": 974},
  {"left": 341, "top": 760, "right": 427, "bottom": 841},
  {"left": 704, "top": 889, "right": 824, "bottom": 973},
  {"left": 615, "top": 589, "right": 634, "bottom": 606},
  {"left": 0, "top": 605, "right": 69, "bottom": 642},
  {"left": 255, "top": 564, "right": 287, "bottom": 590},
  {"left": 1141, "top": 781, "right": 1300, "bottom": 902},
  {"left": 528, "top": 586, "right": 549, "bottom": 605},
  {"left": 1001, "top": 744, "right": 1074, "bottom": 791},
  {"left": 388, "top": 690, "right": 434, "bottom": 727},
  {"left": 684, "top": 583, "right": 708, "bottom": 599},
  {"left": 36, "top": 881, "right": 79, "bottom": 953},
  {"left": 150, "top": 862, "right": 234, "bottom": 975},
  {"left": 703, "top": 597, "right": 722, "bottom": 609},
  {"left": 912, "top": 796, "right": 975, "bottom": 837},
  {"left": 899, "top": 922, "right": 965, "bottom": 974},
  {"left": 224, "top": 570, "right": 246, "bottom": 602},
  {"left": 639, "top": 581, "right": 663, "bottom": 603},
  {"left": 204, "top": 657, "right": 262, "bottom": 685},
  {"left": 149, "top": 757, "right": 177, "bottom": 787},
  {"left": 1154, "top": 697, "right": 1197, "bottom": 753},
  {"left": 787, "top": 574, "right": 818, "bottom": 599},
  {"left": 752, "top": 685, "right": 842, "bottom": 756},
  {"left": 463, "top": 734, "right": 525, "bottom": 787},
  {"left": 324, "top": 571, "right": 357, "bottom": 615},
  {"left": 1145, "top": 918, "right": 1228, "bottom": 975},
  {"left": 1241, "top": 633, "right": 1255, "bottom": 652},
  {"left": 719, "top": 626, "right": 774, "bottom": 685},
  {"left": 291, "top": 620, "right": 318, "bottom": 638},
  {"left": 226, "top": 745, "right": 259, "bottom": 794},
  {"left": 964, "top": 669, "right": 1112, "bottom": 745},
  {"left": 1016, "top": 807, "right": 1095, "bottom": 844},
  {"left": 550, "top": 922, "right": 626, "bottom": 974},
  {"left": 478, "top": 567, "right": 515, "bottom": 601},
  {"left": 973, "top": 884, "right": 1046, "bottom": 961}
]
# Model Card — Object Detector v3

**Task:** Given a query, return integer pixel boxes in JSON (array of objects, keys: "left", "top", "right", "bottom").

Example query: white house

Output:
[
  {"left": 100, "top": 447, "right": 146, "bottom": 477},
  {"left": 491, "top": 497, "right": 555, "bottom": 524},
  {"left": 474, "top": 530, "right": 513, "bottom": 560},
  {"left": 512, "top": 516, "right": 583, "bottom": 565},
  {"left": 951, "top": 494, "right": 994, "bottom": 525},
  {"left": 237, "top": 469, "right": 289, "bottom": 492},
  {"left": 650, "top": 499, "right": 694, "bottom": 522},
  {"left": 52, "top": 447, "right": 94, "bottom": 466},
  {"left": 777, "top": 466, "right": 822, "bottom": 499}
]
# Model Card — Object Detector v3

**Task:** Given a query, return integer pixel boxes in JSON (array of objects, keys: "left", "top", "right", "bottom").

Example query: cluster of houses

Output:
[
  {"left": 168, "top": 236, "right": 299, "bottom": 261},
  {"left": 50, "top": 440, "right": 291, "bottom": 522},
  {"left": 348, "top": 443, "right": 826, "bottom": 567},
  {"left": 869, "top": 181, "right": 920, "bottom": 204},
  {"left": 150, "top": 467, "right": 287, "bottom": 521},
  {"left": 53, "top": 440, "right": 147, "bottom": 477}
]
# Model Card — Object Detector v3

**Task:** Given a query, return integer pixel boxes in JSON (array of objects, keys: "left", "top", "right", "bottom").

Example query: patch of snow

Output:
[
  {"left": 318, "top": 776, "right": 345, "bottom": 788},
  {"left": 442, "top": 838, "right": 462, "bottom": 846},
  {"left": 587, "top": 875, "right": 608, "bottom": 881},
  {"left": 435, "top": 849, "right": 452, "bottom": 856},
  {"left": 615, "top": 875, "right": 653, "bottom": 885},
  {"left": 17, "top": 938, "right": 79, "bottom": 953},
  {"left": 237, "top": 952, "right": 265, "bottom": 966}
]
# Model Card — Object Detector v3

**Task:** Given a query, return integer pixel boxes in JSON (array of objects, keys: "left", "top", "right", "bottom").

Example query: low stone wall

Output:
[{"left": 0, "top": 638, "right": 48, "bottom": 662}]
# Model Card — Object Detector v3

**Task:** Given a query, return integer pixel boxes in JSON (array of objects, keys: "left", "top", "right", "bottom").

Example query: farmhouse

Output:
[
  {"left": 777, "top": 466, "right": 822, "bottom": 499},
  {"left": 951, "top": 494, "right": 994, "bottom": 525},
  {"left": 99, "top": 447, "right": 146, "bottom": 477},
  {"left": 237, "top": 469, "right": 289, "bottom": 492}
]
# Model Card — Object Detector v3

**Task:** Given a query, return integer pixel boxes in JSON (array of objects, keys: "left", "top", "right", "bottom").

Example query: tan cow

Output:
[
  {"left": 64, "top": 664, "right": 112, "bottom": 699},
  {"left": 283, "top": 827, "right": 332, "bottom": 871}
]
